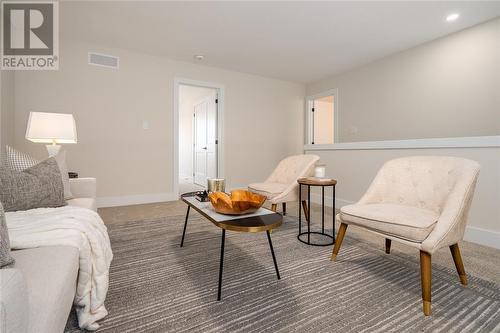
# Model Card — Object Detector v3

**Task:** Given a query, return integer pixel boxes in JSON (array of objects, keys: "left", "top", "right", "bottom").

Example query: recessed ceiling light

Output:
[
  {"left": 194, "top": 55, "right": 204, "bottom": 61},
  {"left": 446, "top": 13, "right": 460, "bottom": 22}
]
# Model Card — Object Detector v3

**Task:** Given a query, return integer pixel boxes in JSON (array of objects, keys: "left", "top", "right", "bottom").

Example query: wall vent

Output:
[{"left": 88, "top": 52, "right": 119, "bottom": 69}]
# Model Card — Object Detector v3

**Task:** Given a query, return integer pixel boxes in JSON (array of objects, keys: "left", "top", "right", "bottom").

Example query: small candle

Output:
[
  {"left": 207, "top": 178, "right": 226, "bottom": 192},
  {"left": 314, "top": 164, "right": 326, "bottom": 178}
]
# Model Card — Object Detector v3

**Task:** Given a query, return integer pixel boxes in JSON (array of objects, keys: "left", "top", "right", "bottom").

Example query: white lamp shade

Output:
[{"left": 25, "top": 112, "right": 77, "bottom": 144}]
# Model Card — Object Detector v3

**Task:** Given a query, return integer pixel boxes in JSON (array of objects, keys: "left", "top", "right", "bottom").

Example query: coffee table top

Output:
[{"left": 181, "top": 192, "right": 282, "bottom": 232}]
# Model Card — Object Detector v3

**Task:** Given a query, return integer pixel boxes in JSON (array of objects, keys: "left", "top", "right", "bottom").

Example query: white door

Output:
[{"left": 194, "top": 95, "right": 217, "bottom": 186}]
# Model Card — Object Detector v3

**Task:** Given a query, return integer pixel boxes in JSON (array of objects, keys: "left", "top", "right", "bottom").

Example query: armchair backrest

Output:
[
  {"left": 266, "top": 154, "right": 320, "bottom": 184},
  {"left": 360, "top": 156, "right": 480, "bottom": 214}
]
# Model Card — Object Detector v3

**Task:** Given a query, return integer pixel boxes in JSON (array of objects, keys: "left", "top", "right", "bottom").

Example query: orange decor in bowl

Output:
[{"left": 209, "top": 190, "right": 267, "bottom": 215}]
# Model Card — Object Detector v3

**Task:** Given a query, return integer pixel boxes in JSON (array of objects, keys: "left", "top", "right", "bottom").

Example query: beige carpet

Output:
[
  {"left": 65, "top": 213, "right": 500, "bottom": 332},
  {"left": 99, "top": 200, "right": 500, "bottom": 285}
]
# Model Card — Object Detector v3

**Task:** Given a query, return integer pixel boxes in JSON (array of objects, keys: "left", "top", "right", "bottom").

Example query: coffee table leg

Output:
[
  {"left": 180, "top": 206, "right": 190, "bottom": 247},
  {"left": 217, "top": 229, "right": 226, "bottom": 301},
  {"left": 266, "top": 230, "right": 281, "bottom": 280}
]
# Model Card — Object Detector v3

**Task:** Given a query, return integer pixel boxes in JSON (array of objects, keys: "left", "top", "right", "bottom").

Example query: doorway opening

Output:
[
  {"left": 305, "top": 88, "right": 339, "bottom": 145},
  {"left": 176, "top": 82, "right": 222, "bottom": 195}
]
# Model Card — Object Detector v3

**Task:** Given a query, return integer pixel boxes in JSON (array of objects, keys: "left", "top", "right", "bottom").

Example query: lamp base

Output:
[{"left": 46, "top": 144, "right": 61, "bottom": 157}]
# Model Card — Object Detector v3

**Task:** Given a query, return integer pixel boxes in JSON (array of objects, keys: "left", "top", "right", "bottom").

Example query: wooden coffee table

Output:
[{"left": 180, "top": 192, "right": 283, "bottom": 301}]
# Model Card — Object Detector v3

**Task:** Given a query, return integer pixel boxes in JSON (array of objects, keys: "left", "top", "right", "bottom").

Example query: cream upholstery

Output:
[
  {"left": 11, "top": 246, "right": 79, "bottom": 333},
  {"left": 68, "top": 178, "right": 96, "bottom": 199},
  {"left": 67, "top": 198, "right": 97, "bottom": 211},
  {"left": 67, "top": 178, "right": 97, "bottom": 212},
  {"left": 340, "top": 204, "right": 438, "bottom": 242},
  {"left": 0, "top": 268, "right": 28, "bottom": 333},
  {"left": 332, "top": 156, "right": 480, "bottom": 316},
  {"left": 248, "top": 154, "right": 320, "bottom": 205},
  {"left": 248, "top": 182, "right": 288, "bottom": 200},
  {"left": 338, "top": 156, "right": 480, "bottom": 254}
]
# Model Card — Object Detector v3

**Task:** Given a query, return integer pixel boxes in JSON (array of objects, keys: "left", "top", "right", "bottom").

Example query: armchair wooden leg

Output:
[
  {"left": 385, "top": 238, "right": 392, "bottom": 254},
  {"left": 301, "top": 200, "right": 309, "bottom": 222},
  {"left": 330, "top": 223, "right": 348, "bottom": 261},
  {"left": 420, "top": 251, "right": 432, "bottom": 316},
  {"left": 282, "top": 203, "right": 287, "bottom": 215},
  {"left": 450, "top": 244, "right": 468, "bottom": 286}
]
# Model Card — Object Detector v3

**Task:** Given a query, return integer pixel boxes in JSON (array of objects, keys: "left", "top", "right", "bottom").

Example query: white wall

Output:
[
  {"left": 306, "top": 148, "right": 500, "bottom": 249},
  {"left": 0, "top": 70, "right": 15, "bottom": 154},
  {"left": 305, "top": 19, "right": 500, "bottom": 249},
  {"left": 308, "top": 18, "right": 500, "bottom": 143},
  {"left": 13, "top": 39, "right": 305, "bottom": 205},
  {"left": 178, "top": 85, "right": 216, "bottom": 179}
]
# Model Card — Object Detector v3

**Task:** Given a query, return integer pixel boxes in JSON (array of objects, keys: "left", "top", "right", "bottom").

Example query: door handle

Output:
[{"left": 202, "top": 147, "right": 208, "bottom": 150}]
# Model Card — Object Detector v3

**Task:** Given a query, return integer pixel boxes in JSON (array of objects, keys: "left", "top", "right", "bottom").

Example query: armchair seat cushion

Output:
[
  {"left": 340, "top": 203, "right": 439, "bottom": 242},
  {"left": 248, "top": 182, "right": 288, "bottom": 200}
]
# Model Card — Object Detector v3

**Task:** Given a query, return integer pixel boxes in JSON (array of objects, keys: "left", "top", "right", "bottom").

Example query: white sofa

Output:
[
  {"left": 67, "top": 177, "right": 98, "bottom": 212},
  {"left": 0, "top": 178, "right": 97, "bottom": 333}
]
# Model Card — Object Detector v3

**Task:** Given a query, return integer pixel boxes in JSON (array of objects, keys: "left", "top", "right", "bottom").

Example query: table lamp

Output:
[{"left": 25, "top": 112, "right": 77, "bottom": 156}]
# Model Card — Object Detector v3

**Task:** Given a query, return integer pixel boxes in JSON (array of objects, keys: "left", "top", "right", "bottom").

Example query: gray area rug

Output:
[{"left": 66, "top": 213, "right": 500, "bottom": 332}]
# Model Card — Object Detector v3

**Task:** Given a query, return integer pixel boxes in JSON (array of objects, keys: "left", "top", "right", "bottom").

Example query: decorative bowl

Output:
[{"left": 208, "top": 190, "right": 266, "bottom": 215}]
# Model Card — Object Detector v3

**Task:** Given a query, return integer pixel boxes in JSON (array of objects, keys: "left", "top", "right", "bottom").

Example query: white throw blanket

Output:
[{"left": 6, "top": 206, "right": 113, "bottom": 331}]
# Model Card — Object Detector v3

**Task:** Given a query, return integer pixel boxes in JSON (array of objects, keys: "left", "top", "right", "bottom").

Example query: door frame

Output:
[
  {"left": 305, "top": 88, "right": 339, "bottom": 145},
  {"left": 173, "top": 78, "right": 225, "bottom": 196}
]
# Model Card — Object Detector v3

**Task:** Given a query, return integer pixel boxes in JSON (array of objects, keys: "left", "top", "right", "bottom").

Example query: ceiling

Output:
[{"left": 60, "top": 1, "right": 500, "bottom": 83}]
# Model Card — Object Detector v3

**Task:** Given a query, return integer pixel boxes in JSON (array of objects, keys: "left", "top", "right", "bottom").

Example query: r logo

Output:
[
  {"left": 3, "top": 2, "right": 53, "bottom": 55},
  {"left": 1, "top": 1, "right": 58, "bottom": 69}
]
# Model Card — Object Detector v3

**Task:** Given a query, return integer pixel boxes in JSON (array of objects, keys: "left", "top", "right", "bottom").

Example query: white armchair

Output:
[
  {"left": 330, "top": 156, "right": 480, "bottom": 316},
  {"left": 248, "top": 154, "right": 320, "bottom": 214}
]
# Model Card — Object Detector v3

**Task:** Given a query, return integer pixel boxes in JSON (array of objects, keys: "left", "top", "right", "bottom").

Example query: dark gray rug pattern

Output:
[{"left": 65, "top": 213, "right": 500, "bottom": 332}]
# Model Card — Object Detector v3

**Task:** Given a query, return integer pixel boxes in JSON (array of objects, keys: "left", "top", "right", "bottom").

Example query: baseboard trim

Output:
[
  {"left": 309, "top": 193, "right": 500, "bottom": 250},
  {"left": 97, "top": 191, "right": 499, "bottom": 250},
  {"left": 463, "top": 226, "right": 500, "bottom": 250},
  {"left": 97, "top": 192, "right": 179, "bottom": 208},
  {"left": 309, "top": 193, "right": 353, "bottom": 209}
]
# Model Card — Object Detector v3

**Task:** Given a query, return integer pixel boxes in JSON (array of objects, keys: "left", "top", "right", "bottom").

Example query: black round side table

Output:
[{"left": 297, "top": 177, "right": 337, "bottom": 246}]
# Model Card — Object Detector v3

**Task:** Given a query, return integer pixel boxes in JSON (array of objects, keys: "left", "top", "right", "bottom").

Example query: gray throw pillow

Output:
[
  {"left": 0, "top": 202, "right": 15, "bottom": 267},
  {"left": 0, "top": 158, "right": 66, "bottom": 212},
  {"left": 4, "top": 145, "right": 73, "bottom": 200}
]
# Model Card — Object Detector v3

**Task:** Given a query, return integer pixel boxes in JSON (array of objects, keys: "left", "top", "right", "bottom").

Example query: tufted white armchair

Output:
[
  {"left": 330, "top": 156, "right": 480, "bottom": 316},
  {"left": 248, "top": 154, "right": 320, "bottom": 214}
]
